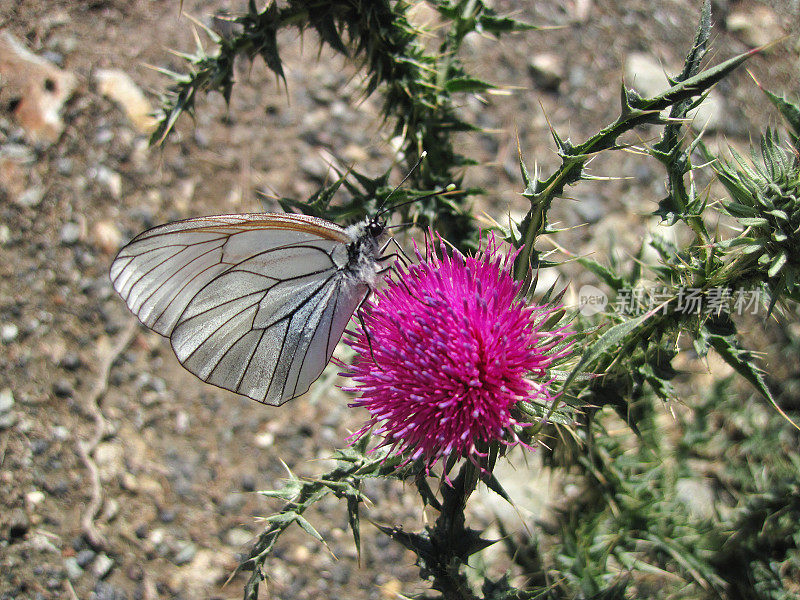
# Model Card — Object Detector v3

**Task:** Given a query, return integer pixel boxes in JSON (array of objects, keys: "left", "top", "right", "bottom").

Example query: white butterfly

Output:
[{"left": 110, "top": 212, "right": 390, "bottom": 405}]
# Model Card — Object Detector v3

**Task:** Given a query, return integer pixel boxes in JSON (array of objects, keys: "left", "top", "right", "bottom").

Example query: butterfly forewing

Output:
[{"left": 111, "top": 213, "right": 368, "bottom": 405}]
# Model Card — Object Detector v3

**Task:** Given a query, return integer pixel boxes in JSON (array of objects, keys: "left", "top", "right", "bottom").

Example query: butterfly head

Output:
[{"left": 366, "top": 216, "right": 386, "bottom": 239}]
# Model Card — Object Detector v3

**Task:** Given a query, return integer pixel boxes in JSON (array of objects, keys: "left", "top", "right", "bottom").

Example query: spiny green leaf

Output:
[
  {"left": 576, "top": 258, "right": 627, "bottom": 291},
  {"left": 444, "top": 76, "right": 495, "bottom": 93},
  {"left": 295, "top": 515, "right": 329, "bottom": 548},
  {"left": 761, "top": 87, "right": 800, "bottom": 143},
  {"left": 561, "top": 310, "right": 656, "bottom": 393},
  {"left": 707, "top": 334, "right": 800, "bottom": 431}
]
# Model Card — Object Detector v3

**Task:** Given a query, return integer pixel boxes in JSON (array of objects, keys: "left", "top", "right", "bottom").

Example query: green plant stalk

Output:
[{"left": 513, "top": 44, "right": 760, "bottom": 278}]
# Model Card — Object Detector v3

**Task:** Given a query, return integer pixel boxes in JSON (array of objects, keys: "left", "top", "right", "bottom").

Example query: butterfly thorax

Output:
[{"left": 342, "top": 218, "right": 385, "bottom": 287}]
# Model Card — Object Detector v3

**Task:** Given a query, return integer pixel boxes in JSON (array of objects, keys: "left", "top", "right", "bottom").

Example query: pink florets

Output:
[{"left": 341, "top": 233, "right": 572, "bottom": 470}]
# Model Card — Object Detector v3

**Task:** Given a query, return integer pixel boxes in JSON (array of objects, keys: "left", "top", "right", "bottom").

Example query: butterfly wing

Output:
[{"left": 111, "top": 213, "right": 368, "bottom": 405}]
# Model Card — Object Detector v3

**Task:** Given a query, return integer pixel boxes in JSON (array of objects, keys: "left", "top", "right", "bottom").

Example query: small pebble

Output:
[
  {"left": 172, "top": 541, "right": 197, "bottom": 565},
  {"left": 75, "top": 549, "right": 96, "bottom": 568},
  {"left": 92, "top": 221, "right": 122, "bottom": 254},
  {"left": 94, "top": 128, "right": 114, "bottom": 144},
  {"left": 31, "top": 439, "right": 50, "bottom": 455},
  {"left": 52, "top": 379, "right": 74, "bottom": 398},
  {"left": 287, "top": 544, "right": 311, "bottom": 564},
  {"left": 16, "top": 187, "right": 44, "bottom": 208},
  {"left": 52, "top": 425, "right": 70, "bottom": 441},
  {"left": 59, "top": 222, "right": 82, "bottom": 245},
  {"left": 8, "top": 508, "right": 30, "bottom": 538},
  {"left": 158, "top": 508, "right": 176, "bottom": 523},
  {"left": 0, "top": 388, "right": 14, "bottom": 412},
  {"left": 64, "top": 557, "right": 83, "bottom": 580},
  {"left": 240, "top": 474, "right": 256, "bottom": 492},
  {"left": 254, "top": 431, "right": 274, "bottom": 448},
  {"left": 92, "top": 553, "right": 115, "bottom": 579},
  {"left": 55, "top": 157, "right": 73, "bottom": 175},
  {"left": 134, "top": 523, "right": 148, "bottom": 539},
  {"left": 59, "top": 353, "right": 82, "bottom": 371},
  {"left": 1, "top": 323, "right": 19, "bottom": 343},
  {"left": 25, "top": 490, "right": 45, "bottom": 507},
  {"left": 0, "top": 412, "right": 18, "bottom": 430},
  {"left": 224, "top": 528, "right": 253, "bottom": 547},
  {"left": 93, "top": 580, "right": 128, "bottom": 600},
  {"left": 94, "top": 166, "right": 122, "bottom": 199}
]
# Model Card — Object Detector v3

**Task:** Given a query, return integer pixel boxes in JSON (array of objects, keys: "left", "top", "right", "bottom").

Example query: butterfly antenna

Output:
[
  {"left": 376, "top": 185, "right": 455, "bottom": 218},
  {"left": 376, "top": 151, "right": 428, "bottom": 213}
]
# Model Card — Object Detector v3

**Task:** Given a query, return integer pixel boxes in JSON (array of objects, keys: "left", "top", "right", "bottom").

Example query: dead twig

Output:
[{"left": 77, "top": 320, "right": 137, "bottom": 549}]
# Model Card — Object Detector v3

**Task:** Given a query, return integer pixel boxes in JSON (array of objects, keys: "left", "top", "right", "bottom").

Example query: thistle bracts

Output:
[{"left": 713, "top": 129, "right": 800, "bottom": 305}]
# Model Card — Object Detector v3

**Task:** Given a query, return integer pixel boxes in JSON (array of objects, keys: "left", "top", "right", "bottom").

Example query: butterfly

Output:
[{"left": 110, "top": 212, "right": 392, "bottom": 405}]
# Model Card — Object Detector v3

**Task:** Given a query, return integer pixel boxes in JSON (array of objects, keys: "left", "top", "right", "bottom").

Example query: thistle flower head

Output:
[{"left": 342, "top": 233, "right": 572, "bottom": 470}]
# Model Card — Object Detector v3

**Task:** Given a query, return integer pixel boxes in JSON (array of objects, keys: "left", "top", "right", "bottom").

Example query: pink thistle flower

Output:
[{"left": 341, "top": 233, "right": 573, "bottom": 470}]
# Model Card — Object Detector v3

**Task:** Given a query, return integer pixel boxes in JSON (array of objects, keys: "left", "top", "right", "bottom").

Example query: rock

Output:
[
  {"left": 1, "top": 324, "right": 19, "bottom": 343},
  {"left": 220, "top": 492, "right": 245, "bottom": 513},
  {"left": 689, "top": 92, "right": 726, "bottom": 131},
  {"left": 55, "top": 157, "right": 74, "bottom": 175},
  {"left": 92, "top": 166, "right": 123, "bottom": 200},
  {"left": 380, "top": 578, "right": 403, "bottom": 599},
  {"left": 168, "top": 549, "right": 227, "bottom": 595},
  {"left": 574, "top": 194, "right": 605, "bottom": 224},
  {"left": 8, "top": 508, "right": 30, "bottom": 538},
  {"left": 64, "top": 557, "right": 83, "bottom": 580},
  {"left": 254, "top": 430, "right": 274, "bottom": 448},
  {"left": 224, "top": 528, "right": 253, "bottom": 548},
  {"left": 174, "top": 410, "right": 189, "bottom": 434},
  {"left": 60, "top": 353, "right": 82, "bottom": 371},
  {"left": 94, "top": 442, "right": 124, "bottom": 483},
  {"left": 0, "top": 224, "right": 10, "bottom": 245},
  {"left": 52, "top": 425, "right": 70, "bottom": 441},
  {"left": 52, "top": 378, "right": 74, "bottom": 398},
  {"left": 92, "top": 580, "right": 128, "bottom": 600},
  {"left": 24, "top": 490, "right": 45, "bottom": 508},
  {"left": 528, "top": 54, "right": 563, "bottom": 92},
  {"left": 75, "top": 548, "right": 97, "bottom": 568},
  {"left": 92, "top": 221, "right": 122, "bottom": 254},
  {"left": 0, "top": 412, "right": 18, "bottom": 430},
  {"left": 0, "top": 31, "right": 78, "bottom": 145},
  {"left": 0, "top": 390, "right": 14, "bottom": 413},
  {"left": 94, "top": 69, "right": 156, "bottom": 133},
  {"left": 30, "top": 532, "right": 60, "bottom": 553},
  {"left": 119, "top": 472, "right": 138, "bottom": 492},
  {"left": 726, "top": 7, "right": 782, "bottom": 49},
  {"left": 59, "top": 222, "right": 82, "bottom": 245},
  {"left": 172, "top": 541, "right": 198, "bottom": 565},
  {"left": 341, "top": 143, "right": 370, "bottom": 164},
  {"left": 240, "top": 474, "right": 256, "bottom": 492},
  {"left": 158, "top": 508, "right": 176, "bottom": 523},
  {"left": 0, "top": 143, "right": 36, "bottom": 163},
  {"left": 15, "top": 186, "right": 45, "bottom": 208},
  {"left": 92, "top": 553, "right": 115, "bottom": 579},
  {"left": 287, "top": 544, "right": 311, "bottom": 565}
]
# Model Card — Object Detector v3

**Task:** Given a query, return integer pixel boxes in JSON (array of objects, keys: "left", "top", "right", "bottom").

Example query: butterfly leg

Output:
[
  {"left": 355, "top": 305, "right": 386, "bottom": 372},
  {"left": 379, "top": 237, "right": 413, "bottom": 268}
]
